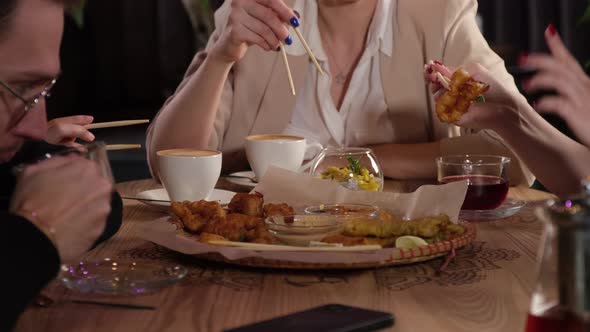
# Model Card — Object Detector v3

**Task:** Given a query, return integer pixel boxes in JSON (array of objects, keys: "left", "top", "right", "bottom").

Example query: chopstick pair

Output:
[
  {"left": 279, "top": 16, "right": 325, "bottom": 96},
  {"left": 82, "top": 120, "right": 148, "bottom": 151},
  {"left": 436, "top": 72, "right": 451, "bottom": 90}
]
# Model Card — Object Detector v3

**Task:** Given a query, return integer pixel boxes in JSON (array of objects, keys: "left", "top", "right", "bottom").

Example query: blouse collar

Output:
[{"left": 287, "top": 0, "right": 394, "bottom": 59}]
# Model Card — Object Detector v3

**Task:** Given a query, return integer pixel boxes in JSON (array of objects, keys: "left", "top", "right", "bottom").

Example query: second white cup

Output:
[
  {"left": 157, "top": 148, "right": 222, "bottom": 201},
  {"left": 245, "top": 134, "right": 323, "bottom": 181}
]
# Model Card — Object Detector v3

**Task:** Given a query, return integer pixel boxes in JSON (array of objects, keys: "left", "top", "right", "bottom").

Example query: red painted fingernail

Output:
[
  {"left": 518, "top": 52, "right": 528, "bottom": 65},
  {"left": 434, "top": 60, "right": 443, "bottom": 65},
  {"left": 523, "top": 79, "right": 531, "bottom": 90},
  {"left": 547, "top": 23, "right": 557, "bottom": 36}
]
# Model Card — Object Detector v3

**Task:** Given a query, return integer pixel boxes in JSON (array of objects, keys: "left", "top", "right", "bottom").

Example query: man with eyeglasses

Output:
[{"left": 0, "top": 0, "right": 122, "bottom": 330}]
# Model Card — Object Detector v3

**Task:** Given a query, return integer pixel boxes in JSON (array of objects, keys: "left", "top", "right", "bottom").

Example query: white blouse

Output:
[{"left": 283, "top": 0, "right": 396, "bottom": 156}]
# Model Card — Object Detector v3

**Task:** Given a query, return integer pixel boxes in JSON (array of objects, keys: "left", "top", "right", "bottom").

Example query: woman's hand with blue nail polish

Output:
[{"left": 210, "top": 0, "right": 298, "bottom": 64}]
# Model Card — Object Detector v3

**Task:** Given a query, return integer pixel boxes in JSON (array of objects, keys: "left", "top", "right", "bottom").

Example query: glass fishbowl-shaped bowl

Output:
[{"left": 309, "top": 147, "right": 384, "bottom": 192}]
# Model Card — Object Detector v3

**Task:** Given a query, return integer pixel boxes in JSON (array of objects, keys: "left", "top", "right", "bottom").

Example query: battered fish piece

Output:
[
  {"left": 321, "top": 235, "right": 396, "bottom": 247},
  {"left": 435, "top": 68, "right": 489, "bottom": 124},
  {"left": 342, "top": 211, "right": 403, "bottom": 238},
  {"left": 228, "top": 192, "right": 264, "bottom": 217},
  {"left": 343, "top": 212, "right": 462, "bottom": 240}
]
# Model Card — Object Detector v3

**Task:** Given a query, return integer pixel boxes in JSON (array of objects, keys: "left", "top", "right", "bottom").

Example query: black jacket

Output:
[{"left": 0, "top": 141, "right": 122, "bottom": 331}]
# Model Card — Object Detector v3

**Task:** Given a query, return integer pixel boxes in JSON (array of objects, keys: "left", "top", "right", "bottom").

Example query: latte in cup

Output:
[
  {"left": 157, "top": 149, "right": 221, "bottom": 201},
  {"left": 245, "top": 134, "right": 323, "bottom": 181}
]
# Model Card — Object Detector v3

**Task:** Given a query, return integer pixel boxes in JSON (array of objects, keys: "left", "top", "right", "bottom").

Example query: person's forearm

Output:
[
  {"left": 495, "top": 104, "right": 590, "bottom": 197},
  {"left": 148, "top": 55, "right": 234, "bottom": 175},
  {"left": 371, "top": 142, "right": 441, "bottom": 179}
]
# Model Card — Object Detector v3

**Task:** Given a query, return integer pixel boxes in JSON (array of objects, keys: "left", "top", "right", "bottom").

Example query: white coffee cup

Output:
[
  {"left": 245, "top": 135, "right": 323, "bottom": 181},
  {"left": 156, "top": 148, "right": 222, "bottom": 201}
]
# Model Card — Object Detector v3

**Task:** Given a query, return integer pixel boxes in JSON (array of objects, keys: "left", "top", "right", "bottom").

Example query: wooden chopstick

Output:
[
  {"left": 71, "top": 300, "right": 156, "bottom": 310},
  {"left": 105, "top": 144, "right": 142, "bottom": 151},
  {"left": 121, "top": 196, "right": 170, "bottom": 203},
  {"left": 279, "top": 45, "right": 296, "bottom": 96},
  {"left": 292, "top": 27, "right": 325, "bottom": 76},
  {"left": 436, "top": 72, "right": 451, "bottom": 90},
  {"left": 86, "top": 119, "right": 150, "bottom": 130},
  {"left": 207, "top": 240, "right": 381, "bottom": 252}
]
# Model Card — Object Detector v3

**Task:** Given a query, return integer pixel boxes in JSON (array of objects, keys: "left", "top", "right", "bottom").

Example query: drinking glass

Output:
[
  {"left": 13, "top": 141, "right": 114, "bottom": 183},
  {"left": 436, "top": 155, "right": 510, "bottom": 210}
]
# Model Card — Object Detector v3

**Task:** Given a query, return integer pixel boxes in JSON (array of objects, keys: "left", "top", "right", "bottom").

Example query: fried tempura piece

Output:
[
  {"left": 171, "top": 200, "right": 226, "bottom": 233},
  {"left": 201, "top": 213, "right": 262, "bottom": 242},
  {"left": 247, "top": 223, "right": 278, "bottom": 244},
  {"left": 189, "top": 200, "right": 226, "bottom": 220},
  {"left": 226, "top": 213, "right": 261, "bottom": 230},
  {"left": 199, "top": 232, "right": 227, "bottom": 243},
  {"left": 263, "top": 203, "right": 294, "bottom": 217},
  {"left": 171, "top": 201, "right": 207, "bottom": 233},
  {"left": 263, "top": 203, "right": 295, "bottom": 223},
  {"left": 343, "top": 212, "right": 462, "bottom": 240},
  {"left": 436, "top": 68, "right": 489, "bottom": 123},
  {"left": 228, "top": 192, "right": 264, "bottom": 217}
]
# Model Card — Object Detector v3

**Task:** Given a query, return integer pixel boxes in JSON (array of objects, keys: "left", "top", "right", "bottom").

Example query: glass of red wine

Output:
[{"left": 436, "top": 155, "right": 510, "bottom": 211}]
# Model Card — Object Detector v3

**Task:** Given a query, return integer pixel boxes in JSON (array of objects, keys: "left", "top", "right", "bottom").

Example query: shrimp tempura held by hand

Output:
[{"left": 424, "top": 61, "right": 489, "bottom": 124}]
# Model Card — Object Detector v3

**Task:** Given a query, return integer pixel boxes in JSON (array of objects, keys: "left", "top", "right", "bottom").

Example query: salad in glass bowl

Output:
[{"left": 310, "top": 147, "right": 384, "bottom": 191}]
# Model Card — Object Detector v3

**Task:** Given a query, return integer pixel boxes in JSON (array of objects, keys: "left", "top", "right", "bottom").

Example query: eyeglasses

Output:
[{"left": 0, "top": 77, "right": 57, "bottom": 128}]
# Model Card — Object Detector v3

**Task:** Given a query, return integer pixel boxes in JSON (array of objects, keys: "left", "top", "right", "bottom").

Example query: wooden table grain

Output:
[{"left": 14, "top": 178, "right": 555, "bottom": 332}]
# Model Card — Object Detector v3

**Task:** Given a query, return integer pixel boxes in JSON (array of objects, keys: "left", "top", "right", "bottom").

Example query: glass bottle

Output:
[{"left": 526, "top": 183, "right": 590, "bottom": 332}]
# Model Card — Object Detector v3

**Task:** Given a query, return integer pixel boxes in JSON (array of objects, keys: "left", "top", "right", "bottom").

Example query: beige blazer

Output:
[{"left": 148, "top": 0, "right": 534, "bottom": 185}]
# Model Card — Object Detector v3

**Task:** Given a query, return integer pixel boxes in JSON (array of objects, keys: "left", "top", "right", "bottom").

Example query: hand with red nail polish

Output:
[
  {"left": 424, "top": 62, "right": 522, "bottom": 130},
  {"left": 423, "top": 61, "right": 453, "bottom": 99},
  {"left": 517, "top": 52, "right": 528, "bottom": 66},
  {"left": 209, "top": 0, "right": 298, "bottom": 64},
  {"left": 435, "top": 61, "right": 590, "bottom": 197},
  {"left": 523, "top": 23, "right": 590, "bottom": 147}
]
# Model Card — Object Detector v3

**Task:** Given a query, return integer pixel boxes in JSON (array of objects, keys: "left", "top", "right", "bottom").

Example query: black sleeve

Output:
[
  {"left": 1, "top": 140, "right": 123, "bottom": 247},
  {"left": 92, "top": 191, "right": 123, "bottom": 247},
  {"left": 1, "top": 214, "right": 60, "bottom": 332}
]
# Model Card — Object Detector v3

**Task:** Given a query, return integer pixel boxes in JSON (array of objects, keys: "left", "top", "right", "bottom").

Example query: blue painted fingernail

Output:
[
  {"left": 290, "top": 17, "right": 300, "bottom": 27},
  {"left": 285, "top": 35, "right": 293, "bottom": 45},
  {"left": 293, "top": 10, "right": 300, "bottom": 19}
]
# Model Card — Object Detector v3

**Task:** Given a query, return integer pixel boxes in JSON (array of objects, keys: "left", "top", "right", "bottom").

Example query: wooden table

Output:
[{"left": 15, "top": 179, "right": 554, "bottom": 332}]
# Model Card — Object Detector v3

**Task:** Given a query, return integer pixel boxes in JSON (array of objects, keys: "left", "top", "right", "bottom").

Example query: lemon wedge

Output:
[{"left": 395, "top": 236, "right": 428, "bottom": 249}]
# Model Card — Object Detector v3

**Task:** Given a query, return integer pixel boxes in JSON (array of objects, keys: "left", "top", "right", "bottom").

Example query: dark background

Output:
[{"left": 46, "top": 0, "right": 590, "bottom": 182}]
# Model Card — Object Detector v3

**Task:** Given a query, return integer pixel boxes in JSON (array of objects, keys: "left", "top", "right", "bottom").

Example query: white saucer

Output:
[
  {"left": 459, "top": 199, "right": 526, "bottom": 221},
  {"left": 135, "top": 188, "right": 236, "bottom": 211},
  {"left": 225, "top": 171, "right": 257, "bottom": 188}
]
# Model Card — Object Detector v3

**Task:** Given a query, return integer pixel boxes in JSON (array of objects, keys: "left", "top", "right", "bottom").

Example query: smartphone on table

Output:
[{"left": 224, "top": 304, "right": 394, "bottom": 332}]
